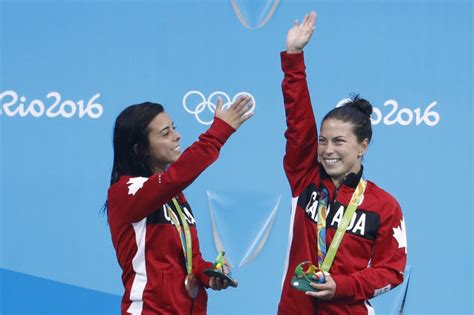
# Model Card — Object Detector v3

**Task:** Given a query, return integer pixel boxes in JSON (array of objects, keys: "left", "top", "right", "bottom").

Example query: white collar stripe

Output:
[{"left": 127, "top": 218, "right": 148, "bottom": 314}]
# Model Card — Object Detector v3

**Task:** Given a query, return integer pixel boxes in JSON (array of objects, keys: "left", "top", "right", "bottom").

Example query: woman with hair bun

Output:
[{"left": 278, "top": 12, "right": 407, "bottom": 314}]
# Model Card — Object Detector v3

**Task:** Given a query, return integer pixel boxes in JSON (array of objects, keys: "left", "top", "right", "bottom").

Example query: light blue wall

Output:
[{"left": 1, "top": 0, "right": 472, "bottom": 314}]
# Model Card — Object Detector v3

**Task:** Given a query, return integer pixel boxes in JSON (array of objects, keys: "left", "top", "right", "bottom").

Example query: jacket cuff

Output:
[
  {"left": 281, "top": 51, "right": 306, "bottom": 72},
  {"left": 332, "top": 274, "right": 354, "bottom": 298},
  {"left": 207, "top": 117, "right": 235, "bottom": 144}
]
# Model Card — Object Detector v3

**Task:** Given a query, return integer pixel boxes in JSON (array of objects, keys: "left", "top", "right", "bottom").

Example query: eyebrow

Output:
[
  {"left": 160, "top": 126, "right": 170, "bottom": 133},
  {"left": 319, "top": 135, "right": 346, "bottom": 140},
  {"left": 159, "top": 122, "right": 176, "bottom": 133}
]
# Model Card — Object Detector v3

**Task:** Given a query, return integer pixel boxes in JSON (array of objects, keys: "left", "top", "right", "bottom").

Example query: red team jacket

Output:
[
  {"left": 107, "top": 118, "right": 235, "bottom": 315},
  {"left": 277, "top": 52, "right": 407, "bottom": 314}
]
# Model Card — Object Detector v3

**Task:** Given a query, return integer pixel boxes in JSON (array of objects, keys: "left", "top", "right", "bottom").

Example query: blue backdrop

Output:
[{"left": 1, "top": 0, "right": 472, "bottom": 314}]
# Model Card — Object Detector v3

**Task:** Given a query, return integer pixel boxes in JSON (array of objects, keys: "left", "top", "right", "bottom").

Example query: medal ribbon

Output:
[
  {"left": 318, "top": 178, "right": 367, "bottom": 273},
  {"left": 316, "top": 187, "right": 329, "bottom": 268},
  {"left": 166, "top": 197, "right": 193, "bottom": 275}
]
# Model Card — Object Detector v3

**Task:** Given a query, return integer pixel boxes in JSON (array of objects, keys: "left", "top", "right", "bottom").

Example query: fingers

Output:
[
  {"left": 295, "top": 11, "right": 313, "bottom": 29},
  {"left": 304, "top": 11, "right": 316, "bottom": 26},
  {"left": 302, "top": 13, "right": 309, "bottom": 25},
  {"left": 209, "top": 276, "right": 236, "bottom": 291},
  {"left": 305, "top": 274, "right": 335, "bottom": 300},
  {"left": 241, "top": 110, "right": 254, "bottom": 123},
  {"left": 222, "top": 279, "right": 230, "bottom": 289},
  {"left": 209, "top": 276, "right": 223, "bottom": 290},
  {"left": 309, "top": 11, "right": 317, "bottom": 24},
  {"left": 305, "top": 288, "right": 331, "bottom": 300},
  {"left": 214, "top": 95, "right": 254, "bottom": 129},
  {"left": 231, "top": 95, "right": 253, "bottom": 114},
  {"left": 309, "top": 281, "right": 328, "bottom": 291},
  {"left": 307, "top": 11, "right": 317, "bottom": 29},
  {"left": 218, "top": 95, "right": 253, "bottom": 114},
  {"left": 301, "top": 11, "right": 316, "bottom": 31},
  {"left": 216, "top": 96, "right": 223, "bottom": 114},
  {"left": 305, "top": 283, "right": 329, "bottom": 299},
  {"left": 234, "top": 96, "right": 254, "bottom": 124},
  {"left": 294, "top": 13, "right": 310, "bottom": 29},
  {"left": 230, "top": 95, "right": 246, "bottom": 112}
]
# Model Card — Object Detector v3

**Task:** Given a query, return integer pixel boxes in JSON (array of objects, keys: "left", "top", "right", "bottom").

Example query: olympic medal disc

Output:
[{"left": 184, "top": 274, "right": 199, "bottom": 299}]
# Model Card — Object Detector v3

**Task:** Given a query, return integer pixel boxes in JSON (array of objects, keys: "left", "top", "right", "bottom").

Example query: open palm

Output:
[{"left": 286, "top": 11, "right": 317, "bottom": 53}]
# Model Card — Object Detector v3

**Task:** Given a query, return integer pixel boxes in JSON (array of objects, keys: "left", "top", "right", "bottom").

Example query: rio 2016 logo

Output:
[
  {"left": 336, "top": 98, "right": 440, "bottom": 126},
  {"left": 183, "top": 91, "right": 256, "bottom": 125},
  {"left": 0, "top": 90, "right": 103, "bottom": 119}
]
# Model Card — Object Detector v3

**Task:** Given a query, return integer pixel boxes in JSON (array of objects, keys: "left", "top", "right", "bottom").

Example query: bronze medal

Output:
[{"left": 184, "top": 274, "right": 199, "bottom": 299}]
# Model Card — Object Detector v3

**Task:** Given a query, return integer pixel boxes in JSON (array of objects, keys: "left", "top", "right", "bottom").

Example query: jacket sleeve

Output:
[
  {"left": 332, "top": 196, "right": 407, "bottom": 302},
  {"left": 108, "top": 117, "right": 235, "bottom": 224},
  {"left": 281, "top": 51, "right": 320, "bottom": 197}
]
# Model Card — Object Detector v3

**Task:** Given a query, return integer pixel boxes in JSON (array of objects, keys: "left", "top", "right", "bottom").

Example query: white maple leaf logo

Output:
[
  {"left": 392, "top": 217, "right": 407, "bottom": 253},
  {"left": 127, "top": 177, "right": 149, "bottom": 196}
]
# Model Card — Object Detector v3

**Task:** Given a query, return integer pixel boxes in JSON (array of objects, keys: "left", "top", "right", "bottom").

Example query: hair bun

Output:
[
  {"left": 348, "top": 94, "right": 373, "bottom": 118},
  {"left": 322, "top": 93, "right": 373, "bottom": 142}
]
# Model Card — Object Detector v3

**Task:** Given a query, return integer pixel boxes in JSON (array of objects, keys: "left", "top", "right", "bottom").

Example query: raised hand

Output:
[
  {"left": 286, "top": 11, "right": 317, "bottom": 53},
  {"left": 215, "top": 95, "right": 254, "bottom": 130}
]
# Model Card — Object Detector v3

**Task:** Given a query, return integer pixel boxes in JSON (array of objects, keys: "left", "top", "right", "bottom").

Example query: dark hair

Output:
[
  {"left": 322, "top": 94, "right": 373, "bottom": 143},
  {"left": 110, "top": 102, "right": 165, "bottom": 185},
  {"left": 102, "top": 102, "right": 164, "bottom": 215}
]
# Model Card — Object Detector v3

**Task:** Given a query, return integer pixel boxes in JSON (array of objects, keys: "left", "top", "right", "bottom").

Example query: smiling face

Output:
[
  {"left": 146, "top": 112, "right": 181, "bottom": 174},
  {"left": 318, "top": 118, "right": 368, "bottom": 187}
]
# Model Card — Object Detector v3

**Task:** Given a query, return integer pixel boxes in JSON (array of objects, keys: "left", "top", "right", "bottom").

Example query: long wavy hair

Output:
[{"left": 102, "top": 102, "right": 164, "bottom": 214}]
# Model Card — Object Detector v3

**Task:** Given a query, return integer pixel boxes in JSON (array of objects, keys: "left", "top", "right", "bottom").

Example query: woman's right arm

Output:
[
  {"left": 282, "top": 12, "right": 320, "bottom": 196},
  {"left": 108, "top": 96, "right": 253, "bottom": 224}
]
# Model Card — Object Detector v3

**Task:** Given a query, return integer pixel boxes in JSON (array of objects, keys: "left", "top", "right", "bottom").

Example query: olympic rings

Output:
[
  {"left": 183, "top": 90, "right": 256, "bottom": 125},
  {"left": 294, "top": 261, "right": 326, "bottom": 284}
]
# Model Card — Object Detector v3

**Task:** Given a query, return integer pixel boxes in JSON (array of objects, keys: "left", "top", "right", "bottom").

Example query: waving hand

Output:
[{"left": 286, "top": 11, "right": 317, "bottom": 53}]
